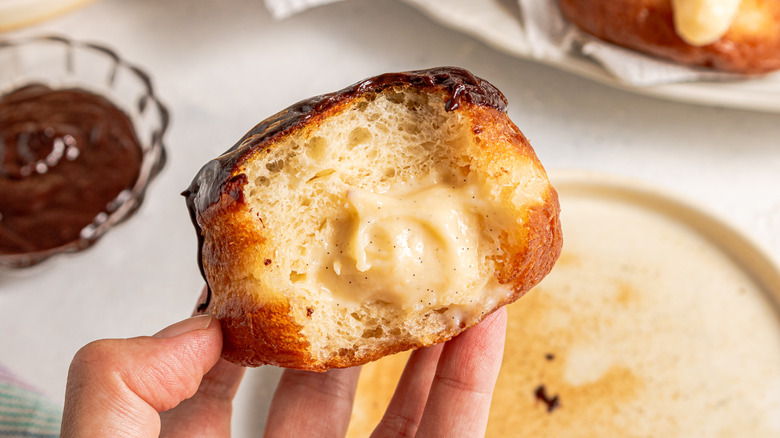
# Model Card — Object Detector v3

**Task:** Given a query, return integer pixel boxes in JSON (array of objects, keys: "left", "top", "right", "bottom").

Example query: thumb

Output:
[{"left": 61, "top": 315, "right": 222, "bottom": 438}]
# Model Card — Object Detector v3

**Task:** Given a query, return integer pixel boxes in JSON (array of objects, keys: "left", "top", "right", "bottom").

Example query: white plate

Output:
[
  {"left": 401, "top": 0, "right": 780, "bottom": 113},
  {"left": 347, "top": 171, "right": 780, "bottom": 436}
]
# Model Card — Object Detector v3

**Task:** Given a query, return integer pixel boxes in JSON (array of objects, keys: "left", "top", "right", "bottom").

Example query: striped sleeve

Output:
[{"left": 0, "top": 369, "right": 61, "bottom": 438}]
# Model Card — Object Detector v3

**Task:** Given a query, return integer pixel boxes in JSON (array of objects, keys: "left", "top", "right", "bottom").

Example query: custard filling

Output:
[
  {"left": 309, "top": 176, "right": 504, "bottom": 309},
  {"left": 672, "top": 0, "right": 742, "bottom": 46}
]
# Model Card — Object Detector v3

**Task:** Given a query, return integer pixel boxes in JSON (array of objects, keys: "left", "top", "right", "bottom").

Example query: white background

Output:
[{"left": 1, "top": 0, "right": 779, "bottom": 435}]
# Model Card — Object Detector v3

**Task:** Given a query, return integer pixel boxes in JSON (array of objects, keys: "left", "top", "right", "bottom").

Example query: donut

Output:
[
  {"left": 559, "top": 0, "right": 780, "bottom": 74},
  {"left": 183, "top": 67, "right": 562, "bottom": 370}
]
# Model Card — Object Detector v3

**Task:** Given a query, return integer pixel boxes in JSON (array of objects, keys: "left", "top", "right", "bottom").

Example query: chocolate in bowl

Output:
[{"left": 0, "top": 35, "right": 168, "bottom": 268}]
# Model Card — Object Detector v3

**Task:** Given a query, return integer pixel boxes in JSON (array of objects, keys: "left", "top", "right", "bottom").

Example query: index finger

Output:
[
  {"left": 264, "top": 367, "right": 361, "bottom": 438},
  {"left": 415, "top": 307, "right": 507, "bottom": 438}
]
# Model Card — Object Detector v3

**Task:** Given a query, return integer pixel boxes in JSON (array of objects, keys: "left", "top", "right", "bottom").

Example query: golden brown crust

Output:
[
  {"left": 220, "top": 297, "right": 313, "bottom": 368},
  {"left": 197, "top": 187, "right": 318, "bottom": 368},
  {"left": 188, "top": 68, "right": 562, "bottom": 371},
  {"left": 559, "top": 0, "right": 780, "bottom": 74},
  {"left": 467, "top": 105, "right": 563, "bottom": 291}
]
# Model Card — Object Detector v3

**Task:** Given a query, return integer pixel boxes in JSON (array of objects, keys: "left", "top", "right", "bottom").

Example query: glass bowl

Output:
[{"left": 0, "top": 35, "right": 168, "bottom": 268}]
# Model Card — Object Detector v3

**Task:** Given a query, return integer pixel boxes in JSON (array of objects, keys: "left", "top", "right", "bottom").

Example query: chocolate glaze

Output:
[
  {"left": 534, "top": 385, "right": 561, "bottom": 413},
  {"left": 182, "top": 67, "right": 508, "bottom": 303},
  {"left": 0, "top": 84, "right": 143, "bottom": 254}
]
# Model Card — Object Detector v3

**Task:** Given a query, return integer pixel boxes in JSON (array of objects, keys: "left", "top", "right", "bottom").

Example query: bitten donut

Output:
[
  {"left": 559, "top": 0, "right": 780, "bottom": 74},
  {"left": 183, "top": 67, "right": 562, "bottom": 371}
]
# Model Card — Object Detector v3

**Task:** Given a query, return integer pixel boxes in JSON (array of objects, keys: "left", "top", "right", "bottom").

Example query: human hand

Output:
[
  {"left": 60, "top": 311, "right": 245, "bottom": 438},
  {"left": 61, "top": 291, "right": 506, "bottom": 438},
  {"left": 264, "top": 307, "right": 507, "bottom": 438}
]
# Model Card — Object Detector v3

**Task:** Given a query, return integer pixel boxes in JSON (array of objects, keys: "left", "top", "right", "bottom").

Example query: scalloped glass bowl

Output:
[{"left": 0, "top": 35, "right": 168, "bottom": 268}]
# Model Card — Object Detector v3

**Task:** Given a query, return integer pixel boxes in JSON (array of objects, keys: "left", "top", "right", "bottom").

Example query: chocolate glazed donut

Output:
[{"left": 183, "top": 67, "right": 509, "bottom": 312}]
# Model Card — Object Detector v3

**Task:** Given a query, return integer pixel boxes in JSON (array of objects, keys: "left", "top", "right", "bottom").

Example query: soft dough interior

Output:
[{"left": 239, "top": 88, "right": 545, "bottom": 363}]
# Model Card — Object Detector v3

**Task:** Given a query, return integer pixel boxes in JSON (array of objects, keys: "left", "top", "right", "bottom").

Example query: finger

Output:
[
  {"left": 264, "top": 367, "right": 362, "bottom": 438},
  {"left": 158, "top": 356, "right": 245, "bottom": 437},
  {"left": 157, "top": 285, "right": 245, "bottom": 437},
  {"left": 416, "top": 307, "right": 507, "bottom": 438},
  {"left": 370, "top": 344, "right": 443, "bottom": 438},
  {"left": 157, "top": 286, "right": 245, "bottom": 437},
  {"left": 61, "top": 315, "right": 222, "bottom": 438}
]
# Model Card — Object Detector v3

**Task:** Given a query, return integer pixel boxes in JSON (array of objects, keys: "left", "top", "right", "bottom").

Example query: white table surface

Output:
[{"left": 1, "top": 0, "right": 779, "bottom": 435}]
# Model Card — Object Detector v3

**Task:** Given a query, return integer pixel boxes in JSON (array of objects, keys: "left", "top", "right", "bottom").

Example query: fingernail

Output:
[{"left": 154, "top": 314, "right": 213, "bottom": 338}]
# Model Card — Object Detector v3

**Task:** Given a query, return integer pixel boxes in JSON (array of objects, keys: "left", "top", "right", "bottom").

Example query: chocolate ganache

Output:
[
  {"left": 0, "top": 84, "right": 143, "bottom": 254},
  {"left": 182, "top": 67, "right": 508, "bottom": 311}
]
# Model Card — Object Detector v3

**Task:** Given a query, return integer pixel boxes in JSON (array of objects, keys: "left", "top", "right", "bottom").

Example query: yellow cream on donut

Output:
[{"left": 672, "top": 0, "right": 742, "bottom": 45}]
